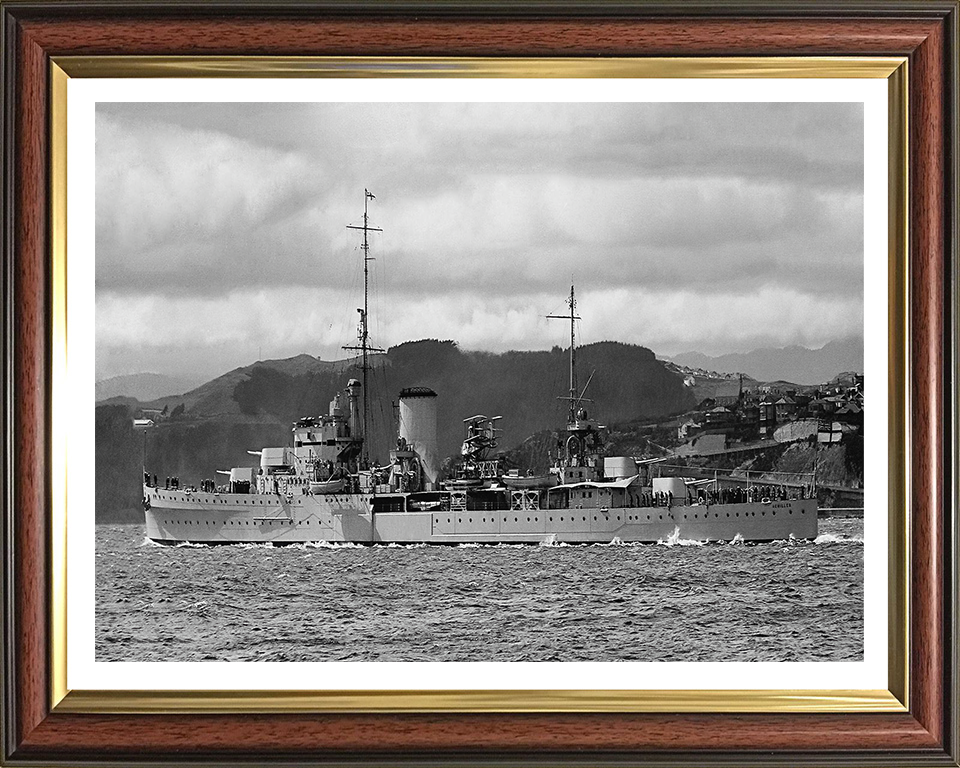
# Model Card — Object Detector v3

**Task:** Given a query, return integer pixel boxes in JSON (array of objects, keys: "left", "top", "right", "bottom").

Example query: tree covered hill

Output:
[
  {"left": 95, "top": 339, "right": 694, "bottom": 521},
  {"left": 230, "top": 339, "right": 693, "bottom": 457}
]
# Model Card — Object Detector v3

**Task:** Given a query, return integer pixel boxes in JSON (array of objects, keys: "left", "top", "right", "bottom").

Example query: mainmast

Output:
[
  {"left": 547, "top": 284, "right": 581, "bottom": 423},
  {"left": 343, "top": 189, "right": 384, "bottom": 467}
]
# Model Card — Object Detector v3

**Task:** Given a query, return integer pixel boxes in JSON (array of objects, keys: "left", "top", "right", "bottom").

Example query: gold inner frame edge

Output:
[
  {"left": 49, "top": 55, "right": 909, "bottom": 714},
  {"left": 54, "top": 55, "right": 905, "bottom": 79}
]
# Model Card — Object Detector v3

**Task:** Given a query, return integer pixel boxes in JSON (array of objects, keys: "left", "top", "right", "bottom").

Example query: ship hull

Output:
[{"left": 144, "top": 486, "right": 817, "bottom": 545}]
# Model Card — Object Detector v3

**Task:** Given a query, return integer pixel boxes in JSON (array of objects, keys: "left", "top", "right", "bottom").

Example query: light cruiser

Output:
[
  {"left": 143, "top": 384, "right": 817, "bottom": 544},
  {"left": 142, "top": 193, "right": 818, "bottom": 545},
  {"left": 143, "top": 326, "right": 817, "bottom": 546}
]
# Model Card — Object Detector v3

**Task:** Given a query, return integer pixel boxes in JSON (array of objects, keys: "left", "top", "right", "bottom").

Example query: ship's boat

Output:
[
  {"left": 140, "top": 195, "right": 819, "bottom": 546},
  {"left": 446, "top": 478, "right": 485, "bottom": 488},
  {"left": 309, "top": 478, "right": 345, "bottom": 494},
  {"left": 501, "top": 473, "right": 559, "bottom": 490}
]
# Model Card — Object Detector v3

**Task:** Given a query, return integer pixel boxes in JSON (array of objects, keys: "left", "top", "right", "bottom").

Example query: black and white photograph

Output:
[{"left": 94, "top": 99, "right": 867, "bottom": 664}]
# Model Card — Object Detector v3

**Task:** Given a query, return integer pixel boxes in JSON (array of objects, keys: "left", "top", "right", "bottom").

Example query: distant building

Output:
[
  {"left": 674, "top": 373, "right": 865, "bottom": 449},
  {"left": 808, "top": 398, "right": 835, "bottom": 415},
  {"left": 705, "top": 406, "right": 735, "bottom": 429},
  {"left": 791, "top": 393, "right": 813, "bottom": 408},
  {"left": 735, "top": 404, "right": 761, "bottom": 439},
  {"left": 775, "top": 396, "right": 797, "bottom": 421},
  {"left": 835, "top": 402, "right": 863, "bottom": 425},
  {"left": 759, "top": 401, "right": 777, "bottom": 436},
  {"left": 677, "top": 418, "right": 702, "bottom": 440}
]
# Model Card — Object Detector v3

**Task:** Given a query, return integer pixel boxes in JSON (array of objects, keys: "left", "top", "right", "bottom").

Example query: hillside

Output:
[
  {"left": 138, "top": 339, "right": 693, "bottom": 457},
  {"left": 95, "top": 339, "right": 694, "bottom": 521},
  {"left": 669, "top": 337, "right": 863, "bottom": 385},
  {"left": 131, "top": 354, "right": 373, "bottom": 418}
]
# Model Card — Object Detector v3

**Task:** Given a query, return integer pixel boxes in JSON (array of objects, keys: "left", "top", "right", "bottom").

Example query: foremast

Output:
[
  {"left": 343, "top": 189, "right": 384, "bottom": 469},
  {"left": 547, "top": 285, "right": 604, "bottom": 483}
]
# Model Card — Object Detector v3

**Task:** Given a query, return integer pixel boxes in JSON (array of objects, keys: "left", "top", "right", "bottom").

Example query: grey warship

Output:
[{"left": 142, "top": 194, "right": 818, "bottom": 545}]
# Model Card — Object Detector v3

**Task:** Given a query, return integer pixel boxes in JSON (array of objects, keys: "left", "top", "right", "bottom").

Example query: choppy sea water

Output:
[{"left": 95, "top": 519, "right": 863, "bottom": 662}]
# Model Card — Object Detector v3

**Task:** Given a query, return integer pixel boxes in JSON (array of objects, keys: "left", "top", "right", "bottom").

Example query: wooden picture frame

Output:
[{"left": 1, "top": 2, "right": 957, "bottom": 765}]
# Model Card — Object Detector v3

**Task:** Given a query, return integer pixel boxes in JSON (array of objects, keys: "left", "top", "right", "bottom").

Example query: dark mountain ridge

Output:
[{"left": 96, "top": 339, "right": 694, "bottom": 521}]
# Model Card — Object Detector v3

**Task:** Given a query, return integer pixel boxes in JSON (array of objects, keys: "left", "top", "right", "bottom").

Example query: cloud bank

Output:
[{"left": 96, "top": 101, "right": 864, "bottom": 380}]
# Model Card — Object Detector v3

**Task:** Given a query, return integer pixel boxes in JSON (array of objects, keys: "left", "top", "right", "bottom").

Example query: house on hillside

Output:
[
  {"left": 677, "top": 417, "right": 702, "bottom": 440},
  {"left": 704, "top": 406, "right": 735, "bottom": 430},
  {"left": 775, "top": 396, "right": 797, "bottom": 421},
  {"left": 759, "top": 400, "right": 777, "bottom": 436},
  {"left": 808, "top": 398, "right": 835, "bottom": 415}
]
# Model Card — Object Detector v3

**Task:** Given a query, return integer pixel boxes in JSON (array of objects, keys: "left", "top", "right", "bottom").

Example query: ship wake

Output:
[
  {"left": 814, "top": 532, "right": 864, "bottom": 545},
  {"left": 657, "top": 527, "right": 706, "bottom": 547}
]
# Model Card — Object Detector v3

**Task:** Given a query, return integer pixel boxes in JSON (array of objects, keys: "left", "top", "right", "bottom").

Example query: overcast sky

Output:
[{"left": 95, "top": 101, "right": 864, "bottom": 383}]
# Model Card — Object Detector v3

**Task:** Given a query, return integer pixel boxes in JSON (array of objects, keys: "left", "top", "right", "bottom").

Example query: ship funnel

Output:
[
  {"left": 398, "top": 387, "right": 439, "bottom": 490},
  {"left": 346, "top": 378, "right": 361, "bottom": 437}
]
